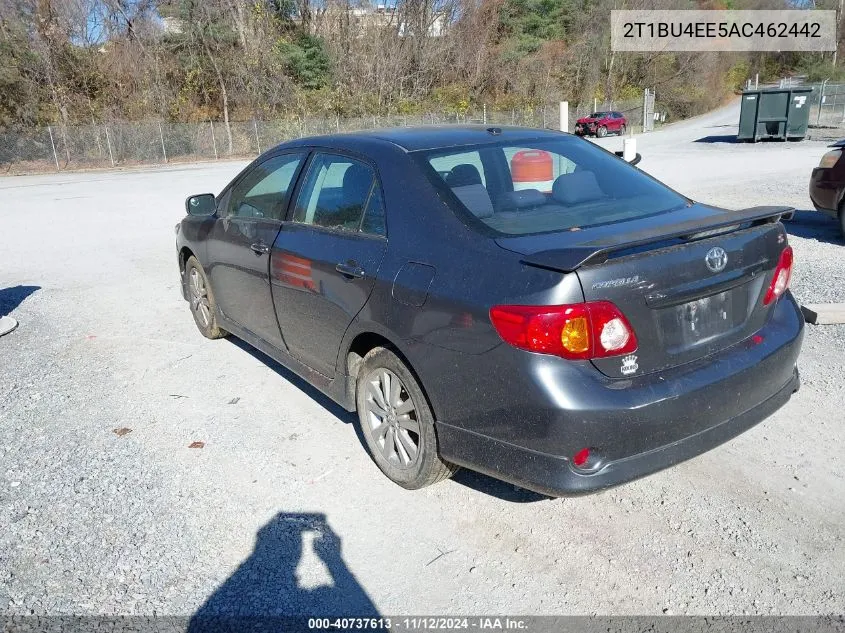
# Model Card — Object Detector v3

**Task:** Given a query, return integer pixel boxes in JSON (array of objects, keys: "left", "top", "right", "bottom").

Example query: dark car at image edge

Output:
[
  {"left": 809, "top": 139, "right": 845, "bottom": 238},
  {"left": 176, "top": 125, "right": 804, "bottom": 497}
]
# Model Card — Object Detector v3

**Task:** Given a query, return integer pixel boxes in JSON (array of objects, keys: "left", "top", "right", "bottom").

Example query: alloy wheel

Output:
[
  {"left": 189, "top": 268, "right": 211, "bottom": 328},
  {"left": 364, "top": 368, "right": 421, "bottom": 469}
]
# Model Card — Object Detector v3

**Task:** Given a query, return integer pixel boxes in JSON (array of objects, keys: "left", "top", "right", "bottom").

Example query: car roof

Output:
[{"left": 279, "top": 125, "right": 568, "bottom": 153}]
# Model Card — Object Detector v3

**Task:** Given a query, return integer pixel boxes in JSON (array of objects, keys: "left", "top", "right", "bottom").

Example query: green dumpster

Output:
[{"left": 737, "top": 87, "right": 813, "bottom": 142}]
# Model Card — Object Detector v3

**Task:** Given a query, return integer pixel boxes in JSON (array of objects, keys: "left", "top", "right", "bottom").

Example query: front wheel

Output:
[
  {"left": 596, "top": 125, "right": 608, "bottom": 138},
  {"left": 839, "top": 209, "right": 845, "bottom": 239},
  {"left": 356, "top": 347, "right": 457, "bottom": 489},
  {"left": 185, "top": 256, "right": 227, "bottom": 340}
]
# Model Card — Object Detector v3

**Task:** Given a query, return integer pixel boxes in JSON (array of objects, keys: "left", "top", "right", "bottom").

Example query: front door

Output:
[
  {"left": 271, "top": 152, "right": 388, "bottom": 377},
  {"left": 207, "top": 151, "right": 307, "bottom": 349}
]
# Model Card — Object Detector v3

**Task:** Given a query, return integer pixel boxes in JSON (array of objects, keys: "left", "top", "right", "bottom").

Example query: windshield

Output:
[
  {"left": 590, "top": 112, "right": 608, "bottom": 118},
  {"left": 417, "top": 137, "right": 686, "bottom": 236}
]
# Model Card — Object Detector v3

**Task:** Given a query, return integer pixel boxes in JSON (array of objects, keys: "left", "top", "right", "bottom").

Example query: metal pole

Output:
[
  {"left": 158, "top": 122, "right": 167, "bottom": 163},
  {"left": 559, "top": 101, "right": 569, "bottom": 132},
  {"left": 643, "top": 89, "right": 648, "bottom": 133},
  {"left": 209, "top": 121, "right": 218, "bottom": 159},
  {"left": 47, "top": 126, "right": 60, "bottom": 171},
  {"left": 254, "top": 119, "right": 261, "bottom": 155},
  {"left": 104, "top": 125, "right": 115, "bottom": 167},
  {"left": 483, "top": 104, "right": 487, "bottom": 124},
  {"left": 755, "top": 73, "right": 759, "bottom": 89},
  {"left": 594, "top": 97, "right": 598, "bottom": 113},
  {"left": 818, "top": 79, "right": 828, "bottom": 127}
]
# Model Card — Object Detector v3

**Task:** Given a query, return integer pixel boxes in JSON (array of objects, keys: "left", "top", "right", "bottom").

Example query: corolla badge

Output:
[{"left": 705, "top": 247, "right": 728, "bottom": 273}]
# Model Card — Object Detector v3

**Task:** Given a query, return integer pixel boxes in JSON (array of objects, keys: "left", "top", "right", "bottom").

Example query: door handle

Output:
[
  {"left": 250, "top": 242, "right": 270, "bottom": 255},
  {"left": 335, "top": 262, "right": 365, "bottom": 279}
]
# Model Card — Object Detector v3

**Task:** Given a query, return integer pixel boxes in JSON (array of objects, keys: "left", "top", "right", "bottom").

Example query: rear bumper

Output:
[
  {"left": 435, "top": 294, "right": 804, "bottom": 496},
  {"left": 437, "top": 368, "right": 798, "bottom": 496}
]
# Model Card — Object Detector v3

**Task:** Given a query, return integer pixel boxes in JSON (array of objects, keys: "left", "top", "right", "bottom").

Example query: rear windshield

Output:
[{"left": 417, "top": 137, "right": 686, "bottom": 236}]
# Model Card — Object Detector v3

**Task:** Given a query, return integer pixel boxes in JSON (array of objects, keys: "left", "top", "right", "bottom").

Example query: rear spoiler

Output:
[{"left": 520, "top": 206, "right": 791, "bottom": 273}]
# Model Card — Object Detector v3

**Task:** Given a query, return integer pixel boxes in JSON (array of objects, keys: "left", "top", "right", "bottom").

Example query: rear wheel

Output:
[
  {"left": 619, "top": 124, "right": 627, "bottom": 136},
  {"left": 355, "top": 347, "right": 457, "bottom": 489},
  {"left": 185, "top": 256, "right": 227, "bottom": 340},
  {"left": 596, "top": 125, "right": 608, "bottom": 138}
]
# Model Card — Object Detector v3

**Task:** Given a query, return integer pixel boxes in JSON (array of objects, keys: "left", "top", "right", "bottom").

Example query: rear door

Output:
[
  {"left": 271, "top": 152, "right": 388, "bottom": 377},
  {"left": 207, "top": 151, "right": 307, "bottom": 349},
  {"left": 576, "top": 223, "right": 786, "bottom": 378}
]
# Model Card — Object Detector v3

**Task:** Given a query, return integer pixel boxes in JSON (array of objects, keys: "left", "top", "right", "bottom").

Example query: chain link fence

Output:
[
  {"left": 804, "top": 81, "right": 845, "bottom": 140},
  {"left": 0, "top": 99, "right": 653, "bottom": 174}
]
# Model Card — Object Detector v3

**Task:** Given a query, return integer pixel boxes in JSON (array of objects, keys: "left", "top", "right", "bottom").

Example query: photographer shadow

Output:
[
  {"left": 0, "top": 285, "right": 40, "bottom": 317},
  {"left": 188, "top": 512, "right": 379, "bottom": 632}
]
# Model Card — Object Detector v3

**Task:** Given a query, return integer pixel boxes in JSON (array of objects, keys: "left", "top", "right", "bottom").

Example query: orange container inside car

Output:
[{"left": 511, "top": 150, "right": 554, "bottom": 191}]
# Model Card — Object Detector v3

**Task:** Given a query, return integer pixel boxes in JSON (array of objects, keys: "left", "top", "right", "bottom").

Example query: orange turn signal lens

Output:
[{"left": 560, "top": 316, "right": 590, "bottom": 354}]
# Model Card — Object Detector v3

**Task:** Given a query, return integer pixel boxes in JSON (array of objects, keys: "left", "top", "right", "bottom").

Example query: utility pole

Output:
[{"left": 836, "top": 0, "right": 843, "bottom": 66}]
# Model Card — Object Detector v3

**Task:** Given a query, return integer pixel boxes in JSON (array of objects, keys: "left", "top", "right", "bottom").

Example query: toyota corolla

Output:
[{"left": 176, "top": 126, "right": 804, "bottom": 496}]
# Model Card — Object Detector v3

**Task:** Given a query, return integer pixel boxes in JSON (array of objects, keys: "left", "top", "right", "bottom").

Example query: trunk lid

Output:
[{"left": 495, "top": 204, "right": 791, "bottom": 378}]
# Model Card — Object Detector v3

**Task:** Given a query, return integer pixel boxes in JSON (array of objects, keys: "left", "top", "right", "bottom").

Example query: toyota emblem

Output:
[{"left": 705, "top": 247, "right": 728, "bottom": 273}]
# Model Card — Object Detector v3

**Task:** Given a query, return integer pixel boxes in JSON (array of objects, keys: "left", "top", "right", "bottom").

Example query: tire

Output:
[
  {"left": 839, "top": 209, "right": 845, "bottom": 239},
  {"left": 184, "top": 256, "right": 227, "bottom": 340},
  {"left": 355, "top": 347, "right": 458, "bottom": 489},
  {"left": 596, "top": 125, "right": 608, "bottom": 138},
  {"left": 619, "top": 124, "right": 627, "bottom": 136}
]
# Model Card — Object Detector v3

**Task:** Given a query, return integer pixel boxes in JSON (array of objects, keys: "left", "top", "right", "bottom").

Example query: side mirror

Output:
[
  {"left": 186, "top": 193, "right": 216, "bottom": 216},
  {"left": 614, "top": 151, "right": 642, "bottom": 166}
]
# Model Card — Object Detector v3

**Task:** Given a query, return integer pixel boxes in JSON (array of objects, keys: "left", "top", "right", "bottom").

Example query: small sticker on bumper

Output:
[{"left": 621, "top": 354, "right": 639, "bottom": 375}]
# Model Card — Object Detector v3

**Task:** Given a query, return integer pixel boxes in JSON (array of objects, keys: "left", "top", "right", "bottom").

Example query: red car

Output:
[{"left": 575, "top": 111, "right": 627, "bottom": 138}]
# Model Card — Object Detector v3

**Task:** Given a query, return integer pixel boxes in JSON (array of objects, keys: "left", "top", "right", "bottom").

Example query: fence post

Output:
[
  {"left": 47, "top": 126, "right": 60, "bottom": 171},
  {"left": 210, "top": 121, "right": 218, "bottom": 159},
  {"left": 818, "top": 79, "right": 827, "bottom": 127},
  {"left": 253, "top": 119, "right": 261, "bottom": 155},
  {"left": 104, "top": 125, "right": 115, "bottom": 167},
  {"left": 559, "top": 101, "right": 569, "bottom": 132},
  {"left": 594, "top": 97, "right": 598, "bottom": 113},
  {"left": 643, "top": 89, "right": 648, "bottom": 133},
  {"left": 483, "top": 104, "right": 487, "bottom": 124},
  {"left": 159, "top": 122, "right": 167, "bottom": 163}
]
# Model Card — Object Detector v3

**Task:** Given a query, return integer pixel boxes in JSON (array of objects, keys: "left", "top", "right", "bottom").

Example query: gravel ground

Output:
[{"left": 0, "top": 102, "right": 843, "bottom": 619}]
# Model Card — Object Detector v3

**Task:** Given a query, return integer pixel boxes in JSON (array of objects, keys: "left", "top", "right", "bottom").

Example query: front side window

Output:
[
  {"left": 293, "top": 154, "right": 386, "bottom": 236},
  {"left": 227, "top": 152, "right": 305, "bottom": 220},
  {"left": 418, "top": 138, "right": 686, "bottom": 236}
]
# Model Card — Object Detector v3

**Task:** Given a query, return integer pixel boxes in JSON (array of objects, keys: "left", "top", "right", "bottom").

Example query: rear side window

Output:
[
  {"left": 418, "top": 138, "right": 685, "bottom": 235},
  {"left": 293, "top": 153, "right": 386, "bottom": 236}
]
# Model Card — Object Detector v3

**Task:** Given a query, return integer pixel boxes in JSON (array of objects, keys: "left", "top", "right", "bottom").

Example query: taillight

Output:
[
  {"left": 763, "top": 246, "right": 793, "bottom": 305},
  {"left": 819, "top": 149, "right": 842, "bottom": 169},
  {"left": 489, "top": 301, "right": 638, "bottom": 360}
]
